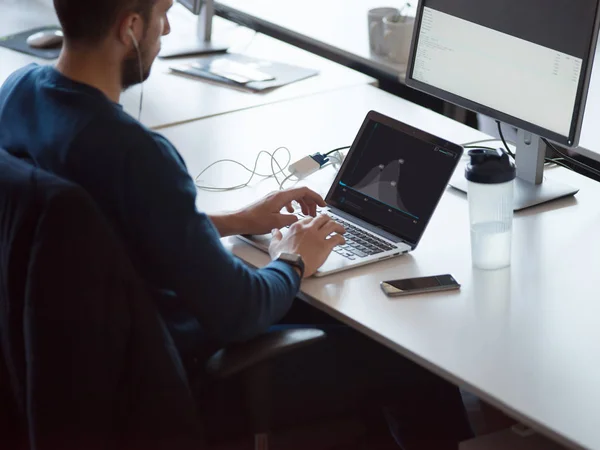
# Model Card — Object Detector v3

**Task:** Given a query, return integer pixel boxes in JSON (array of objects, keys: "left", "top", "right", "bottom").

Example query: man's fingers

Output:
[
  {"left": 320, "top": 221, "right": 346, "bottom": 237},
  {"left": 271, "top": 228, "right": 283, "bottom": 242},
  {"left": 297, "top": 215, "right": 314, "bottom": 227},
  {"left": 305, "top": 199, "right": 318, "bottom": 217},
  {"left": 285, "top": 202, "right": 295, "bottom": 213},
  {"left": 297, "top": 199, "right": 309, "bottom": 216},
  {"left": 276, "top": 213, "right": 298, "bottom": 228},
  {"left": 309, "top": 214, "right": 332, "bottom": 229},
  {"left": 277, "top": 187, "right": 326, "bottom": 208},
  {"left": 298, "top": 199, "right": 318, "bottom": 217},
  {"left": 327, "top": 233, "right": 346, "bottom": 249}
]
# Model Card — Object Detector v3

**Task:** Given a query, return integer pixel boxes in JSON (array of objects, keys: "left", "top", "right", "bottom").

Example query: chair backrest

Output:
[
  {"left": 0, "top": 149, "right": 202, "bottom": 450},
  {"left": 0, "top": 149, "right": 48, "bottom": 450}
]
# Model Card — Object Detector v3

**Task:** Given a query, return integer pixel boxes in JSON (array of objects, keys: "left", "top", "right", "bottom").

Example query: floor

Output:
[{"left": 212, "top": 393, "right": 518, "bottom": 450}]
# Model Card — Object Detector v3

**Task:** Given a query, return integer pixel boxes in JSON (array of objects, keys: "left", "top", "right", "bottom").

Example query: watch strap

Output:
[{"left": 276, "top": 252, "right": 305, "bottom": 278}]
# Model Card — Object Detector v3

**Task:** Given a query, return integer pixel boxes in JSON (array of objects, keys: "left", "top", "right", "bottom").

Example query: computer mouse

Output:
[{"left": 26, "top": 30, "right": 63, "bottom": 49}]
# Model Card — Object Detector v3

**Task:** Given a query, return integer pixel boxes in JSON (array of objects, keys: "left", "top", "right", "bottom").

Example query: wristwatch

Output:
[{"left": 275, "top": 252, "right": 305, "bottom": 278}]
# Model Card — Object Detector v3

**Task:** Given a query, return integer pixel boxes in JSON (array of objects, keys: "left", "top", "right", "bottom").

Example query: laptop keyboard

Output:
[
  {"left": 328, "top": 215, "right": 397, "bottom": 260},
  {"left": 288, "top": 211, "right": 397, "bottom": 260}
]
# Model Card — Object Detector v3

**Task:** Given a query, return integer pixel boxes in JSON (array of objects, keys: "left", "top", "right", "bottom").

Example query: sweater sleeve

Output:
[{"left": 74, "top": 120, "right": 301, "bottom": 343}]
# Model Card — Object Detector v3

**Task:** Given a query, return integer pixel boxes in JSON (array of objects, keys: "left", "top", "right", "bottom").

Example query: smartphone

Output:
[{"left": 380, "top": 274, "right": 460, "bottom": 297}]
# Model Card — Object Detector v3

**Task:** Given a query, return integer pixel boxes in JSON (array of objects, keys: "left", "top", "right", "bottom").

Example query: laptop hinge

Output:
[{"left": 327, "top": 206, "right": 411, "bottom": 247}]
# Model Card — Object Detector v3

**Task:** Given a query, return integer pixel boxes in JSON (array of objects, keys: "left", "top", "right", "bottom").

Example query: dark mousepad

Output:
[{"left": 0, "top": 26, "right": 62, "bottom": 60}]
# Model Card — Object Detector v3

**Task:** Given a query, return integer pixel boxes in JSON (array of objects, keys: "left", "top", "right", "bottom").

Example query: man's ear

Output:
[{"left": 118, "top": 13, "right": 143, "bottom": 48}]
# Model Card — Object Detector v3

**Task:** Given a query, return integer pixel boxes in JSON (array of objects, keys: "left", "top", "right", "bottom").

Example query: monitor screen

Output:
[
  {"left": 178, "top": 0, "right": 203, "bottom": 15},
  {"left": 406, "top": 0, "right": 600, "bottom": 146}
]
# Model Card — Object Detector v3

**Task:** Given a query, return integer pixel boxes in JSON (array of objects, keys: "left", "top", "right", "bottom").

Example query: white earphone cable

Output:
[{"left": 129, "top": 29, "right": 144, "bottom": 121}]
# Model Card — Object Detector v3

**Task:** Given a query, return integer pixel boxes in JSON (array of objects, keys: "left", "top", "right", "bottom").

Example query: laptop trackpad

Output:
[{"left": 316, "top": 252, "right": 354, "bottom": 275}]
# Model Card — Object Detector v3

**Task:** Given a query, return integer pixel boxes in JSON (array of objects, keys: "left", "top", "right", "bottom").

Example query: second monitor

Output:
[{"left": 406, "top": 0, "right": 600, "bottom": 209}]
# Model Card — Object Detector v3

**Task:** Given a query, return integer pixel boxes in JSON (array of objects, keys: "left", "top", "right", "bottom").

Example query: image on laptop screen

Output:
[{"left": 326, "top": 115, "right": 462, "bottom": 246}]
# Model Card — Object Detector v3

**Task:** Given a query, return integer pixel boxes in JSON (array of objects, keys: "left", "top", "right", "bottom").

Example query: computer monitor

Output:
[
  {"left": 406, "top": 0, "right": 600, "bottom": 209},
  {"left": 160, "top": 0, "right": 228, "bottom": 58},
  {"left": 178, "top": 0, "right": 203, "bottom": 15}
]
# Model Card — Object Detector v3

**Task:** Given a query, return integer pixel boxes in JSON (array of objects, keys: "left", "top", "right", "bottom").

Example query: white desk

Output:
[
  {"left": 160, "top": 84, "right": 600, "bottom": 450},
  {"left": 215, "top": 0, "right": 411, "bottom": 82},
  {"left": 0, "top": 1, "right": 373, "bottom": 130},
  {"left": 213, "top": 0, "right": 600, "bottom": 166}
]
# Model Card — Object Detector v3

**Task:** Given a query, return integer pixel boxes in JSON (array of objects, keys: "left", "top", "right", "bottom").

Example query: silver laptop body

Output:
[{"left": 238, "top": 110, "right": 464, "bottom": 277}]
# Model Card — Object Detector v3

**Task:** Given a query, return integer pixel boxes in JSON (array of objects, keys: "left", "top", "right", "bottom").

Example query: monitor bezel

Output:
[{"left": 405, "top": 1, "right": 600, "bottom": 148}]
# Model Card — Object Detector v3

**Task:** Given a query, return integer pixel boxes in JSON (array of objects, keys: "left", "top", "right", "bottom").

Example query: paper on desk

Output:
[{"left": 170, "top": 53, "right": 319, "bottom": 93}]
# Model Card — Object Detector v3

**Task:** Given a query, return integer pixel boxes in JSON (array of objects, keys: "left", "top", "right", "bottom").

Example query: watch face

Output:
[
  {"left": 277, "top": 252, "right": 305, "bottom": 277},
  {"left": 279, "top": 252, "right": 301, "bottom": 263}
]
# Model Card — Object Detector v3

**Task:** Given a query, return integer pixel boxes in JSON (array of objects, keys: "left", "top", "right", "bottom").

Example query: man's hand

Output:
[
  {"left": 210, "top": 187, "right": 326, "bottom": 237},
  {"left": 269, "top": 215, "right": 346, "bottom": 278}
]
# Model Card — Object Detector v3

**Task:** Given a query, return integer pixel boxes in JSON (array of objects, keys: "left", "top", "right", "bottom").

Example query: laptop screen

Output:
[{"left": 326, "top": 111, "right": 463, "bottom": 247}]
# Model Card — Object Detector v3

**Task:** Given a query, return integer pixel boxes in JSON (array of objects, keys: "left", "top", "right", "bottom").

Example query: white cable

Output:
[
  {"left": 270, "top": 148, "right": 287, "bottom": 186},
  {"left": 230, "top": 30, "right": 258, "bottom": 54},
  {"left": 195, "top": 146, "right": 347, "bottom": 192},
  {"left": 461, "top": 138, "right": 516, "bottom": 147},
  {"left": 195, "top": 147, "right": 291, "bottom": 191},
  {"left": 130, "top": 31, "right": 144, "bottom": 122},
  {"left": 278, "top": 172, "right": 296, "bottom": 190}
]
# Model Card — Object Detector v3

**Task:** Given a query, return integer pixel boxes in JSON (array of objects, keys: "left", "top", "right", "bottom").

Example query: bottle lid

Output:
[{"left": 465, "top": 148, "right": 516, "bottom": 184}]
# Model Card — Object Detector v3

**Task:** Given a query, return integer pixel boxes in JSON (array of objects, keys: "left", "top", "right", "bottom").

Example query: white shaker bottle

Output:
[{"left": 465, "top": 149, "right": 516, "bottom": 270}]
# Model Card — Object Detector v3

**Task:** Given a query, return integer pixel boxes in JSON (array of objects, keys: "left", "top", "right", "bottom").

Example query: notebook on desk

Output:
[
  {"left": 170, "top": 53, "right": 319, "bottom": 92},
  {"left": 238, "top": 110, "right": 464, "bottom": 277}
]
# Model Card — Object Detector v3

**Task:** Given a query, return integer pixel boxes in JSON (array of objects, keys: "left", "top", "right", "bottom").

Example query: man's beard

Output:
[{"left": 121, "top": 48, "right": 151, "bottom": 91}]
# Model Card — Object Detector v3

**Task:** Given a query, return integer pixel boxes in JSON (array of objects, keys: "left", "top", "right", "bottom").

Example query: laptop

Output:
[{"left": 238, "top": 110, "right": 464, "bottom": 277}]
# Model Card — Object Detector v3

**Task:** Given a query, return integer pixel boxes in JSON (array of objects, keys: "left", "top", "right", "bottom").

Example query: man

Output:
[{"left": 0, "top": 0, "right": 473, "bottom": 448}]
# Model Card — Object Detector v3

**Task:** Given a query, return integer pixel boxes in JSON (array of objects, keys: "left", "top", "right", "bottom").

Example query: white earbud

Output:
[{"left": 127, "top": 27, "right": 139, "bottom": 50}]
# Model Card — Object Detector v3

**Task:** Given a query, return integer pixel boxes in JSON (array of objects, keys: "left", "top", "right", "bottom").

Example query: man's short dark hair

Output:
[{"left": 53, "top": 0, "right": 157, "bottom": 43}]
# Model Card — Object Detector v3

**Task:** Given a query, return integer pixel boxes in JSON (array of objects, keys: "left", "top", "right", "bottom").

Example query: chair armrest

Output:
[{"left": 206, "top": 328, "right": 326, "bottom": 379}]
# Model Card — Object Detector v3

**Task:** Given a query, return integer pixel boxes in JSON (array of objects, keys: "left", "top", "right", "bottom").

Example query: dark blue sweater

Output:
[{"left": 0, "top": 64, "right": 300, "bottom": 351}]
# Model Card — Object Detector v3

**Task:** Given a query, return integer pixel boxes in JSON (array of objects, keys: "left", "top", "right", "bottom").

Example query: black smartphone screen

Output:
[{"left": 381, "top": 275, "right": 459, "bottom": 296}]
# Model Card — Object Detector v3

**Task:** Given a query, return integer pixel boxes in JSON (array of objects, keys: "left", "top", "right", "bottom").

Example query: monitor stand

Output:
[
  {"left": 159, "top": 0, "right": 228, "bottom": 59},
  {"left": 449, "top": 130, "right": 579, "bottom": 211}
]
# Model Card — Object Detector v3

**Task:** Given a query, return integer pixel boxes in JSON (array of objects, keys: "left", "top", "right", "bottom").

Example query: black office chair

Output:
[{"left": 0, "top": 148, "right": 325, "bottom": 450}]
